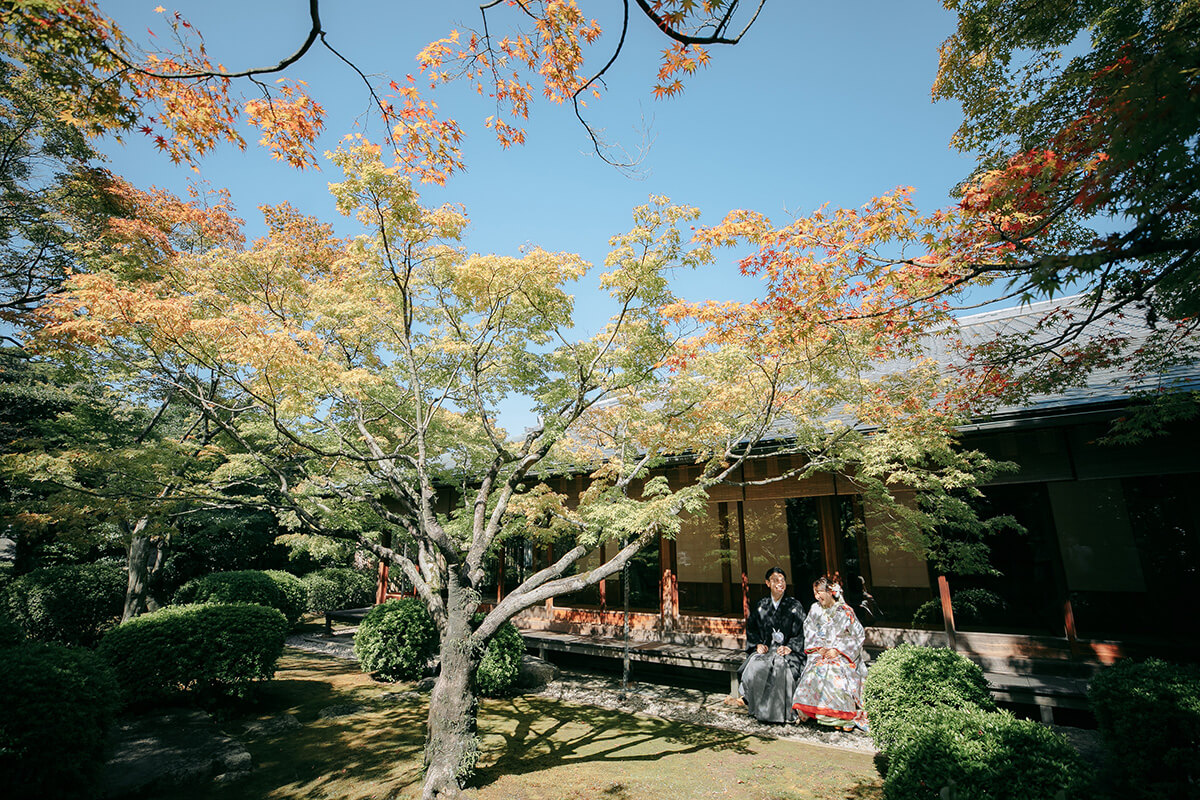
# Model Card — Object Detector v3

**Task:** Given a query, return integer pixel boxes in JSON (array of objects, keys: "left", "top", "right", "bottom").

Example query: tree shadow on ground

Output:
[
  {"left": 144, "top": 650, "right": 433, "bottom": 800},
  {"left": 472, "top": 695, "right": 761, "bottom": 788}
]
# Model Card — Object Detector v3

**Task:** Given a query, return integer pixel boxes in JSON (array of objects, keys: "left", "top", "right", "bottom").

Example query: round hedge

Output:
[
  {"left": 474, "top": 619, "right": 525, "bottom": 697},
  {"left": 301, "top": 567, "right": 375, "bottom": 613},
  {"left": 4, "top": 561, "right": 124, "bottom": 646},
  {"left": 862, "top": 643, "right": 996, "bottom": 753},
  {"left": 1088, "top": 658, "right": 1200, "bottom": 799},
  {"left": 174, "top": 569, "right": 303, "bottom": 625},
  {"left": 354, "top": 597, "right": 437, "bottom": 681},
  {"left": 99, "top": 603, "right": 288, "bottom": 702},
  {"left": 0, "top": 613, "right": 25, "bottom": 648},
  {"left": 0, "top": 642, "right": 120, "bottom": 798},
  {"left": 354, "top": 600, "right": 526, "bottom": 695},
  {"left": 882, "top": 705, "right": 1088, "bottom": 800},
  {"left": 262, "top": 570, "right": 308, "bottom": 624}
]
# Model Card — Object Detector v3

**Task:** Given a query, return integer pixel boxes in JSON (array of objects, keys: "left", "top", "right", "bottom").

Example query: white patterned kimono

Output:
[{"left": 790, "top": 600, "right": 868, "bottom": 729}]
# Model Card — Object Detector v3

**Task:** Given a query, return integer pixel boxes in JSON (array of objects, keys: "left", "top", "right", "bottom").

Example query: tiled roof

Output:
[{"left": 947, "top": 295, "right": 1200, "bottom": 420}]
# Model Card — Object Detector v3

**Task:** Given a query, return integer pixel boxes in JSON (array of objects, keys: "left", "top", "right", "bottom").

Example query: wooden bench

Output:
[
  {"left": 525, "top": 630, "right": 1091, "bottom": 721},
  {"left": 521, "top": 629, "right": 746, "bottom": 694},
  {"left": 982, "top": 672, "right": 1091, "bottom": 723},
  {"left": 323, "top": 606, "right": 373, "bottom": 635}
]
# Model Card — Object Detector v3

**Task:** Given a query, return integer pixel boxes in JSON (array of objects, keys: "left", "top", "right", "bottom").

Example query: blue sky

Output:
[{"left": 96, "top": 0, "right": 982, "bottom": 428}]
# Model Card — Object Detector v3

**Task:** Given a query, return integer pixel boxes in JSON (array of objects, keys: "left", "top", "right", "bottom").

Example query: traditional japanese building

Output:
[{"left": 485, "top": 297, "right": 1200, "bottom": 672}]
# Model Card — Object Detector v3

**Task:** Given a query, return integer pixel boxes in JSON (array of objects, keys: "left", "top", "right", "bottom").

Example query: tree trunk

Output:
[
  {"left": 421, "top": 580, "right": 481, "bottom": 800},
  {"left": 121, "top": 521, "right": 153, "bottom": 623},
  {"left": 122, "top": 519, "right": 168, "bottom": 621},
  {"left": 145, "top": 536, "right": 166, "bottom": 612}
]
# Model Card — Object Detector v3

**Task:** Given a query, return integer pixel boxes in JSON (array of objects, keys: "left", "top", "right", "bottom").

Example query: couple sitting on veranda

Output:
[{"left": 735, "top": 567, "right": 869, "bottom": 732}]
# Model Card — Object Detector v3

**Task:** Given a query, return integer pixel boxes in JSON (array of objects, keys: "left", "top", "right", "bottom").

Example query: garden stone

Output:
[
  {"left": 517, "top": 654, "right": 560, "bottom": 691},
  {"left": 100, "top": 709, "right": 251, "bottom": 798},
  {"left": 416, "top": 676, "right": 437, "bottom": 692},
  {"left": 378, "top": 690, "right": 422, "bottom": 703},
  {"left": 243, "top": 713, "right": 302, "bottom": 735},
  {"left": 318, "top": 702, "right": 370, "bottom": 718}
]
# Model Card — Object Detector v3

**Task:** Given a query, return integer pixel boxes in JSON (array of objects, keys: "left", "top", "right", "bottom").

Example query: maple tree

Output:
[
  {"left": 673, "top": 0, "right": 1200, "bottom": 431},
  {"left": 1, "top": 0, "right": 766, "bottom": 177},
  {"left": 14, "top": 160, "right": 251, "bottom": 619},
  {"left": 36, "top": 140, "right": 1006, "bottom": 798},
  {"left": 0, "top": 51, "right": 126, "bottom": 343},
  {"left": 418, "top": 0, "right": 764, "bottom": 163}
]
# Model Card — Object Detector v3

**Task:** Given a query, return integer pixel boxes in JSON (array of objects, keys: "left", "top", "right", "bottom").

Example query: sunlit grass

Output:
[{"left": 152, "top": 648, "right": 882, "bottom": 800}]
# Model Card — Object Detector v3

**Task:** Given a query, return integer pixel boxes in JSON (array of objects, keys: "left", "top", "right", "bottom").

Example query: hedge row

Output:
[
  {"left": 174, "top": 569, "right": 305, "bottom": 625},
  {"left": 302, "top": 567, "right": 375, "bottom": 613},
  {"left": 4, "top": 561, "right": 124, "bottom": 646},
  {"left": 0, "top": 640, "right": 120, "bottom": 799},
  {"left": 174, "top": 567, "right": 377, "bottom": 621},
  {"left": 1088, "top": 658, "right": 1200, "bottom": 799},
  {"left": 99, "top": 603, "right": 288, "bottom": 702},
  {"left": 863, "top": 644, "right": 1086, "bottom": 800}
]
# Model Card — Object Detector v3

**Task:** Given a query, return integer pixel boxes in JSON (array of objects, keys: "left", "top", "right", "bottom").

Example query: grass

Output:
[{"left": 152, "top": 647, "right": 883, "bottom": 800}]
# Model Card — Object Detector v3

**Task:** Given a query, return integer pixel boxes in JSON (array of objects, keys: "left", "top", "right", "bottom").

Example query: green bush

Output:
[
  {"left": 262, "top": 569, "right": 307, "bottom": 624},
  {"left": 98, "top": 603, "right": 287, "bottom": 702},
  {"left": 862, "top": 643, "right": 996, "bottom": 753},
  {"left": 1089, "top": 658, "right": 1200, "bottom": 799},
  {"left": 0, "top": 642, "right": 120, "bottom": 799},
  {"left": 883, "top": 705, "right": 1088, "bottom": 800},
  {"left": 4, "top": 561, "right": 124, "bottom": 646},
  {"left": 0, "top": 613, "right": 25, "bottom": 647},
  {"left": 911, "top": 588, "right": 1007, "bottom": 627},
  {"left": 302, "top": 567, "right": 375, "bottom": 613},
  {"left": 474, "top": 618, "right": 525, "bottom": 697},
  {"left": 354, "top": 597, "right": 438, "bottom": 681},
  {"left": 174, "top": 569, "right": 302, "bottom": 625}
]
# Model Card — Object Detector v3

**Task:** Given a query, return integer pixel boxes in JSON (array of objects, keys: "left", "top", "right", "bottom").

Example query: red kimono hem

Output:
[{"left": 792, "top": 703, "right": 857, "bottom": 721}]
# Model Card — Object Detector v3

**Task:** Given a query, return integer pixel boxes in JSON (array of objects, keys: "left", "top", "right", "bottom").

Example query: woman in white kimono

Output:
[{"left": 791, "top": 576, "right": 869, "bottom": 731}]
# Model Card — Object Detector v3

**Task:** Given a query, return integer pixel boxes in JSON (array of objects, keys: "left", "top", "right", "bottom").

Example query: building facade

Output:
[{"left": 488, "top": 300, "right": 1200, "bottom": 662}]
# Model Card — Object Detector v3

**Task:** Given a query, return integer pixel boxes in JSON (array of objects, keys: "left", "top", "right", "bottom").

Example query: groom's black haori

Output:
[{"left": 738, "top": 566, "right": 806, "bottom": 723}]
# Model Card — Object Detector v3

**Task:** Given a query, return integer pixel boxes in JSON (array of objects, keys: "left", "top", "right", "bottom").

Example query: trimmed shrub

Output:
[
  {"left": 355, "top": 597, "right": 437, "bottom": 681},
  {"left": 174, "top": 569, "right": 301, "bottom": 625},
  {"left": 911, "top": 588, "right": 1007, "bottom": 628},
  {"left": 262, "top": 569, "right": 307, "bottom": 624},
  {"left": 1089, "top": 658, "right": 1200, "bottom": 799},
  {"left": 4, "top": 561, "right": 124, "bottom": 646},
  {"left": 862, "top": 643, "right": 996, "bottom": 753},
  {"left": 0, "top": 642, "right": 120, "bottom": 799},
  {"left": 0, "top": 613, "right": 25, "bottom": 648},
  {"left": 98, "top": 603, "right": 287, "bottom": 702},
  {"left": 882, "top": 705, "right": 1088, "bottom": 800},
  {"left": 302, "top": 567, "right": 375, "bottom": 613},
  {"left": 474, "top": 618, "right": 524, "bottom": 697}
]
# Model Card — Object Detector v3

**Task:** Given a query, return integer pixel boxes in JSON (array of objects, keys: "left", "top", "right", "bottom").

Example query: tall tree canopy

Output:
[
  {"left": 0, "top": 0, "right": 766, "bottom": 177},
  {"left": 37, "top": 142, "right": 1003, "bottom": 798}
]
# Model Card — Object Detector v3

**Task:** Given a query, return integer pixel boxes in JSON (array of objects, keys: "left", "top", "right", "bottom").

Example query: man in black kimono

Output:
[{"left": 737, "top": 566, "right": 806, "bottom": 723}]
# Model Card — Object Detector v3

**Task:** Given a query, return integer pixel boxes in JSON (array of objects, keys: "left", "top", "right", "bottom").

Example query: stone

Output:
[
  {"left": 100, "top": 709, "right": 252, "bottom": 799},
  {"left": 243, "top": 714, "right": 302, "bottom": 735},
  {"left": 378, "top": 690, "right": 421, "bottom": 703},
  {"left": 317, "top": 703, "right": 370, "bottom": 719},
  {"left": 517, "top": 654, "right": 560, "bottom": 691},
  {"left": 416, "top": 677, "right": 437, "bottom": 692}
]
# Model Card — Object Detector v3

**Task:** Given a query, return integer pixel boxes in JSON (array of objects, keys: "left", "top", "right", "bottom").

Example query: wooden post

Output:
[
  {"left": 375, "top": 561, "right": 389, "bottom": 605},
  {"left": 737, "top": 498, "right": 750, "bottom": 617},
  {"left": 598, "top": 544, "right": 607, "bottom": 610},
  {"left": 1064, "top": 596, "right": 1081, "bottom": 657},
  {"left": 938, "top": 574, "right": 957, "bottom": 650},
  {"left": 496, "top": 545, "right": 505, "bottom": 603}
]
